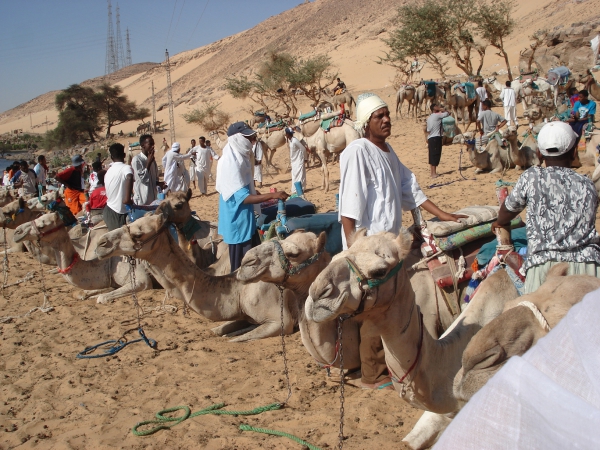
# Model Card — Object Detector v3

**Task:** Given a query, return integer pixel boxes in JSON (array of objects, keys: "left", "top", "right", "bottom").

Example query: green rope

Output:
[
  {"left": 495, "top": 179, "right": 516, "bottom": 187},
  {"left": 239, "top": 424, "right": 323, "bottom": 450},
  {"left": 132, "top": 402, "right": 282, "bottom": 436}
]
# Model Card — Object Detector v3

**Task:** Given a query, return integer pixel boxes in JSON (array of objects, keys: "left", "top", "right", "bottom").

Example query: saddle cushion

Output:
[
  {"left": 426, "top": 205, "right": 499, "bottom": 237},
  {"left": 286, "top": 212, "right": 342, "bottom": 256},
  {"left": 258, "top": 197, "right": 317, "bottom": 227},
  {"left": 299, "top": 110, "right": 318, "bottom": 121}
]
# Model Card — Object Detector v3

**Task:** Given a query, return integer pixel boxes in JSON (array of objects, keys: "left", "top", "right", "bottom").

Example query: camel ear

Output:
[
  {"left": 155, "top": 211, "right": 168, "bottom": 228},
  {"left": 462, "top": 344, "right": 507, "bottom": 373},
  {"left": 547, "top": 262, "right": 569, "bottom": 278},
  {"left": 395, "top": 228, "right": 412, "bottom": 261},
  {"left": 315, "top": 231, "right": 327, "bottom": 253},
  {"left": 186, "top": 188, "right": 192, "bottom": 202},
  {"left": 347, "top": 228, "right": 367, "bottom": 248},
  {"left": 18, "top": 197, "right": 26, "bottom": 210}
]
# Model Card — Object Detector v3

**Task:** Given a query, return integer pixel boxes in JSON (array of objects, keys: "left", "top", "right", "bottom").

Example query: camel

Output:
[
  {"left": 257, "top": 129, "right": 288, "bottom": 173},
  {"left": 460, "top": 131, "right": 510, "bottom": 174},
  {"left": 154, "top": 189, "right": 230, "bottom": 275},
  {"left": 579, "top": 69, "right": 600, "bottom": 101},
  {"left": 415, "top": 84, "right": 443, "bottom": 119},
  {"left": 297, "top": 120, "right": 359, "bottom": 192},
  {"left": 95, "top": 213, "right": 299, "bottom": 342},
  {"left": 523, "top": 76, "right": 576, "bottom": 107},
  {"left": 487, "top": 77, "right": 531, "bottom": 110},
  {"left": 454, "top": 263, "right": 600, "bottom": 405},
  {"left": 136, "top": 122, "right": 151, "bottom": 135},
  {"left": 395, "top": 86, "right": 416, "bottom": 119},
  {"left": 324, "top": 90, "right": 355, "bottom": 116},
  {"left": 248, "top": 114, "right": 267, "bottom": 128},
  {"left": 13, "top": 212, "right": 154, "bottom": 304},
  {"left": 0, "top": 189, "right": 15, "bottom": 207},
  {"left": 305, "top": 229, "right": 519, "bottom": 447},
  {"left": 581, "top": 131, "right": 600, "bottom": 167},
  {"left": 442, "top": 82, "right": 479, "bottom": 126},
  {"left": 504, "top": 125, "right": 540, "bottom": 170}
]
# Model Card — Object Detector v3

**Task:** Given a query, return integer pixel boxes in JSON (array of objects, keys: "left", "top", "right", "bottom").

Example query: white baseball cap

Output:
[{"left": 537, "top": 121, "right": 577, "bottom": 157}]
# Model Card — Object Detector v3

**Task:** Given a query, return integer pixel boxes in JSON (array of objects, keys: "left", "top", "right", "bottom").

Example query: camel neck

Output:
[
  {"left": 144, "top": 232, "right": 241, "bottom": 321},
  {"left": 51, "top": 230, "right": 77, "bottom": 272}
]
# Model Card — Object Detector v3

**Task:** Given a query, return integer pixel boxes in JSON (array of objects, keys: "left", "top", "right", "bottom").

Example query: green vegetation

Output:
[
  {"left": 49, "top": 83, "right": 148, "bottom": 149},
  {"left": 225, "top": 52, "right": 336, "bottom": 117},
  {"left": 383, "top": 0, "right": 516, "bottom": 80},
  {"left": 182, "top": 101, "right": 230, "bottom": 133}
]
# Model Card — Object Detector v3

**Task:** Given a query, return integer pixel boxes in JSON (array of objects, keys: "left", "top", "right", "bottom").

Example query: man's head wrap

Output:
[{"left": 354, "top": 93, "right": 388, "bottom": 133}]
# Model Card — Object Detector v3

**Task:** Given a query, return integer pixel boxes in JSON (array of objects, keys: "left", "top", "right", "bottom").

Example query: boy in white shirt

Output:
[{"left": 103, "top": 143, "right": 133, "bottom": 231}]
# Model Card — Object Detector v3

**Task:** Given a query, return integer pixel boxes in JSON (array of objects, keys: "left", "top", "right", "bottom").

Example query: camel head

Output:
[
  {"left": 96, "top": 213, "right": 167, "bottom": 259},
  {"left": 26, "top": 190, "right": 59, "bottom": 212},
  {"left": 237, "top": 231, "right": 329, "bottom": 285},
  {"left": 154, "top": 189, "right": 192, "bottom": 224},
  {"left": 305, "top": 229, "right": 412, "bottom": 323},
  {"left": 502, "top": 126, "right": 518, "bottom": 141},
  {"left": 1, "top": 197, "right": 34, "bottom": 229},
  {"left": 13, "top": 212, "right": 64, "bottom": 244},
  {"left": 522, "top": 104, "right": 542, "bottom": 122}
]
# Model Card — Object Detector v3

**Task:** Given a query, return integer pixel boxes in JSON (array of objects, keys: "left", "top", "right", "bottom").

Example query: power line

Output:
[
  {"left": 115, "top": 3, "right": 126, "bottom": 69},
  {"left": 105, "top": 0, "right": 117, "bottom": 75},
  {"left": 186, "top": 0, "right": 211, "bottom": 47},
  {"left": 165, "top": 0, "right": 179, "bottom": 48},
  {"left": 126, "top": 28, "right": 132, "bottom": 66}
]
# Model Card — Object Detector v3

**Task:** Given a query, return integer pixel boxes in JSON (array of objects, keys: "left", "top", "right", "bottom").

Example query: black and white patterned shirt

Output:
[{"left": 505, "top": 166, "right": 600, "bottom": 271}]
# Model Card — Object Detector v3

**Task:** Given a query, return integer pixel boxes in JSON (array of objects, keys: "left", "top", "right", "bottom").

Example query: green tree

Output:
[
  {"left": 383, "top": 0, "right": 487, "bottom": 78},
  {"left": 182, "top": 101, "right": 231, "bottom": 133},
  {"left": 476, "top": 0, "right": 516, "bottom": 80},
  {"left": 54, "top": 84, "right": 101, "bottom": 145},
  {"left": 225, "top": 52, "right": 336, "bottom": 117},
  {"left": 96, "top": 83, "right": 149, "bottom": 137}
]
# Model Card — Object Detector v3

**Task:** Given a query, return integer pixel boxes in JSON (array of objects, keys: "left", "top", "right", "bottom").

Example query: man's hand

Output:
[
  {"left": 491, "top": 221, "right": 503, "bottom": 234},
  {"left": 272, "top": 191, "right": 289, "bottom": 201},
  {"left": 437, "top": 212, "right": 468, "bottom": 223}
]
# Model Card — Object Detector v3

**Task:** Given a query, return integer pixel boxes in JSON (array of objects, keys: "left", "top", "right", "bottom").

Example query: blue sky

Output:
[{"left": 0, "top": 0, "right": 306, "bottom": 113}]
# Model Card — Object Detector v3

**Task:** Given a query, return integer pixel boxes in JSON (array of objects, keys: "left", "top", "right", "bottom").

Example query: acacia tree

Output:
[
  {"left": 476, "top": 0, "right": 516, "bottom": 80},
  {"left": 54, "top": 84, "right": 102, "bottom": 145},
  {"left": 383, "top": 0, "right": 487, "bottom": 78},
  {"left": 225, "top": 52, "right": 336, "bottom": 117},
  {"left": 182, "top": 101, "right": 231, "bottom": 133},
  {"left": 96, "top": 84, "right": 149, "bottom": 137},
  {"left": 521, "top": 29, "right": 548, "bottom": 73}
]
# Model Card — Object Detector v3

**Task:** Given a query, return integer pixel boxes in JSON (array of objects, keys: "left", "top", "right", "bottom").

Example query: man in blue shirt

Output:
[
  {"left": 568, "top": 89, "right": 596, "bottom": 150},
  {"left": 216, "top": 122, "right": 288, "bottom": 272}
]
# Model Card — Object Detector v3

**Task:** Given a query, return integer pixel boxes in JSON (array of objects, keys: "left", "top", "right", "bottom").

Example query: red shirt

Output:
[{"left": 87, "top": 186, "right": 107, "bottom": 211}]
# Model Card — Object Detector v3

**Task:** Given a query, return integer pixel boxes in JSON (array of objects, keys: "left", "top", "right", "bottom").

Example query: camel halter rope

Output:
[
  {"left": 332, "top": 257, "right": 404, "bottom": 450},
  {"left": 271, "top": 239, "right": 324, "bottom": 407}
]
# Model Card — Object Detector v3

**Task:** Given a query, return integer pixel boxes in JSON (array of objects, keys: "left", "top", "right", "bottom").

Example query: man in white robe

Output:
[
  {"left": 338, "top": 92, "right": 466, "bottom": 390},
  {"left": 194, "top": 142, "right": 212, "bottom": 195},
  {"left": 475, "top": 80, "right": 488, "bottom": 116},
  {"left": 286, "top": 127, "right": 306, "bottom": 194},
  {"left": 131, "top": 134, "right": 160, "bottom": 205},
  {"left": 187, "top": 139, "right": 199, "bottom": 190},
  {"left": 252, "top": 140, "right": 264, "bottom": 188},
  {"left": 162, "top": 142, "right": 192, "bottom": 193},
  {"left": 205, "top": 139, "right": 219, "bottom": 183}
]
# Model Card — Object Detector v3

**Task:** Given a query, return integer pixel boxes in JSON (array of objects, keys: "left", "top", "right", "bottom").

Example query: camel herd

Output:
[{"left": 1, "top": 185, "right": 595, "bottom": 447}]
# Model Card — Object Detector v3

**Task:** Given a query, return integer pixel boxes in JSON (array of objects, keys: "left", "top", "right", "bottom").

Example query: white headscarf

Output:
[
  {"left": 354, "top": 93, "right": 388, "bottom": 133},
  {"left": 216, "top": 133, "right": 256, "bottom": 201},
  {"left": 171, "top": 142, "right": 180, "bottom": 152}
]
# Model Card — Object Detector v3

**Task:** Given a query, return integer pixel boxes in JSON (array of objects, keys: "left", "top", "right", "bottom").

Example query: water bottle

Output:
[{"left": 294, "top": 181, "right": 304, "bottom": 197}]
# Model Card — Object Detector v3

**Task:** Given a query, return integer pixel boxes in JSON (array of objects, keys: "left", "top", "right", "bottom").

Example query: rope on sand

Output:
[
  {"left": 76, "top": 328, "right": 156, "bottom": 359},
  {"left": 239, "top": 424, "right": 323, "bottom": 450},
  {"left": 131, "top": 402, "right": 282, "bottom": 436}
]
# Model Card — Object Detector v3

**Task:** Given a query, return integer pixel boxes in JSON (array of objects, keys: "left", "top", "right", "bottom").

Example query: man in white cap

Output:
[
  {"left": 162, "top": 142, "right": 192, "bottom": 193},
  {"left": 339, "top": 92, "right": 466, "bottom": 390},
  {"left": 286, "top": 127, "right": 306, "bottom": 194},
  {"left": 493, "top": 121, "right": 600, "bottom": 293},
  {"left": 216, "top": 121, "right": 289, "bottom": 271}
]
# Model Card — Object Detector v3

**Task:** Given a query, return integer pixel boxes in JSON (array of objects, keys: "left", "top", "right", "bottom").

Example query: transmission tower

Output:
[
  {"left": 115, "top": 4, "right": 125, "bottom": 70},
  {"left": 104, "top": 0, "right": 117, "bottom": 75},
  {"left": 125, "top": 28, "right": 132, "bottom": 66},
  {"left": 164, "top": 49, "right": 176, "bottom": 143}
]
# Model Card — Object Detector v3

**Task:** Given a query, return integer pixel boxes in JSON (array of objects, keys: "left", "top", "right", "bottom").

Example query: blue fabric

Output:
[
  {"left": 463, "top": 82, "right": 476, "bottom": 100},
  {"left": 258, "top": 197, "right": 316, "bottom": 226},
  {"left": 285, "top": 212, "right": 342, "bottom": 256},
  {"left": 425, "top": 81, "right": 437, "bottom": 97},
  {"left": 10, "top": 170, "right": 21, "bottom": 184},
  {"left": 218, "top": 185, "right": 255, "bottom": 245},
  {"left": 573, "top": 100, "right": 596, "bottom": 117},
  {"left": 476, "top": 227, "right": 528, "bottom": 267}
]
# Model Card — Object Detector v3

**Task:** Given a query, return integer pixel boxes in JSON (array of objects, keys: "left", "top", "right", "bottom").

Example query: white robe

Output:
[
  {"left": 194, "top": 146, "right": 212, "bottom": 194},
  {"left": 338, "top": 138, "right": 428, "bottom": 249},
  {"left": 253, "top": 141, "right": 263, "bottom": 183},
  {"left": 289, "top": 136, "right": 306, "bottom": 193},
  {"left": 162, "top": 150, "right": 192, "bottom": 193}
]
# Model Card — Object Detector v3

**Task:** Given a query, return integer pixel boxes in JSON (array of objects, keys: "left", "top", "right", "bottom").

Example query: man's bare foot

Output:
[{"left": 430, "top": 174, "right": 439, "bottom": 179}]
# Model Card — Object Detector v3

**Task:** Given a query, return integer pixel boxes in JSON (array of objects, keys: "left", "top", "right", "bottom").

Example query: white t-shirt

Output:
[
  {"left": 338, "top": 138, "right": 427, "bottom": 249},
  {"left": 104, "top": 162, "right": 133, "bottom": 214},
  {"left": 476, "top": 86, "right": 488, "bottom": 102},
  {"left": 33, "top": 163, "right": 47, "bottom": 186}
]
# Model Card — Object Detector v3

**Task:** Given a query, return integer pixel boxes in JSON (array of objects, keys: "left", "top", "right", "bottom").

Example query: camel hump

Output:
[{"left": 546, "top": 262, "right": 570, "bottom": 278}]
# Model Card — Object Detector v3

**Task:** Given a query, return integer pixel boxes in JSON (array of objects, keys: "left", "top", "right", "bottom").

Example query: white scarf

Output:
[{"left": 216, "top": 133, "right": 256, "bottom": 201}]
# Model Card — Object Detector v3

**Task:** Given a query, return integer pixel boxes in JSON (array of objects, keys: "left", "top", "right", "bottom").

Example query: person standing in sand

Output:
[
  {"left": 500, "top": 80, "right": 518, "bottom": 127},
  {"left": 193, "top": 138, "right": 213, "bottom": 196},
  {"left": 162, "top": 142, "right": 192, "bottom": 193},
  {"left": 131, "top": 134, "right": 160, "bottom": 206},
  {"left": 286, "top": 127, "right": 306, "bottom": 193},
  {"left": 103, "top": 143, "right": 134, "bottom": 231},
  {"left": 216, "top": 122, "right": 289, "bottom": 272},
  {"left": 187, "top": 139, "right": 198, "bottom": 190},
  {"left": 476, "top": 80, "right": 488, "bottom": 116},
  {"left": 338, "top": 92, "right": 466, "bottom": 390},
  {"left": 424, "top": 103, "right": 449, "bottom": 179},
  {"left": 205, "top": 139, "right": 218, "bottom": 182}
]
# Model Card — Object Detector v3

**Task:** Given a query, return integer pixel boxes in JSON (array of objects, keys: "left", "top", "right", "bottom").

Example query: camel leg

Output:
[
  {"left": 228, "top": 320, "right": 291, "bottom": 342},
  {"left": 403, "top": 411, "right": 454, "bottom": 450},
  {"left": 80, "top": 288, "right": 114, "bottom": 300},
  {"left": 211, "top": 320, "right": 253, "bottom": 336},
  {"left": 322, "top": 155, "right": 330, "bottom": 192}
]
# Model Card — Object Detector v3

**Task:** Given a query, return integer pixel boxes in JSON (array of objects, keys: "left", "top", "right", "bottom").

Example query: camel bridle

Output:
[
  {"left": 271, "top": 239, "right": 323, "bottom": 283},
  {"left": 123, "top": 223, "right": 167, "bottom": 254}
]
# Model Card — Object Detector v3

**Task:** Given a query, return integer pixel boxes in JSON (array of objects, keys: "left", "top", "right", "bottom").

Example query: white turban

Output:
[
  {"left": 354, "top": 93, "right": 388, "bottom": 133},
  {"left": 171, "top": 142, "right": 180, "bottom": 152}
]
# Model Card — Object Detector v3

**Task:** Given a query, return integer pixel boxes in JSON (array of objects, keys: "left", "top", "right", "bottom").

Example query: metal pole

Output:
[
  {"left": 165, "top": 49, "right": 176, "bottom": 143},
  {"left": 151, "top": 80, "right": 156, "bottom": 134}
]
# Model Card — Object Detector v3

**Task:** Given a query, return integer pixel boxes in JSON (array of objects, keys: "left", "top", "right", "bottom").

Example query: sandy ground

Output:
[{"left": 1, "top": 101, "right": 598, "bottom": 449}]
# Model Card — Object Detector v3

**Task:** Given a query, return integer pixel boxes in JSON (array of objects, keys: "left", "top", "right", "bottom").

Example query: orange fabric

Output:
[{"left": 64, "top": 187, "right": 86, "bottom": 215}]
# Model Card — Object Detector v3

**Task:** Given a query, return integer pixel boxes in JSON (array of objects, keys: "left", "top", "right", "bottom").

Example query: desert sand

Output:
[{"left": 1, "top": 0, "right": 600, "bottom": 448}]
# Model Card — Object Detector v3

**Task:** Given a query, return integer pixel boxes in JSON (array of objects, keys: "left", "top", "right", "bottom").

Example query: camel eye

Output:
[
  {"left": 287, "top": 249, "right": 300, "bottom": 258},
  {"left": 370, "top": 268, "right": 388, "bottom": 278},
  {"left": 132, "top": 233, "right": 143, "bottom": 239}
]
